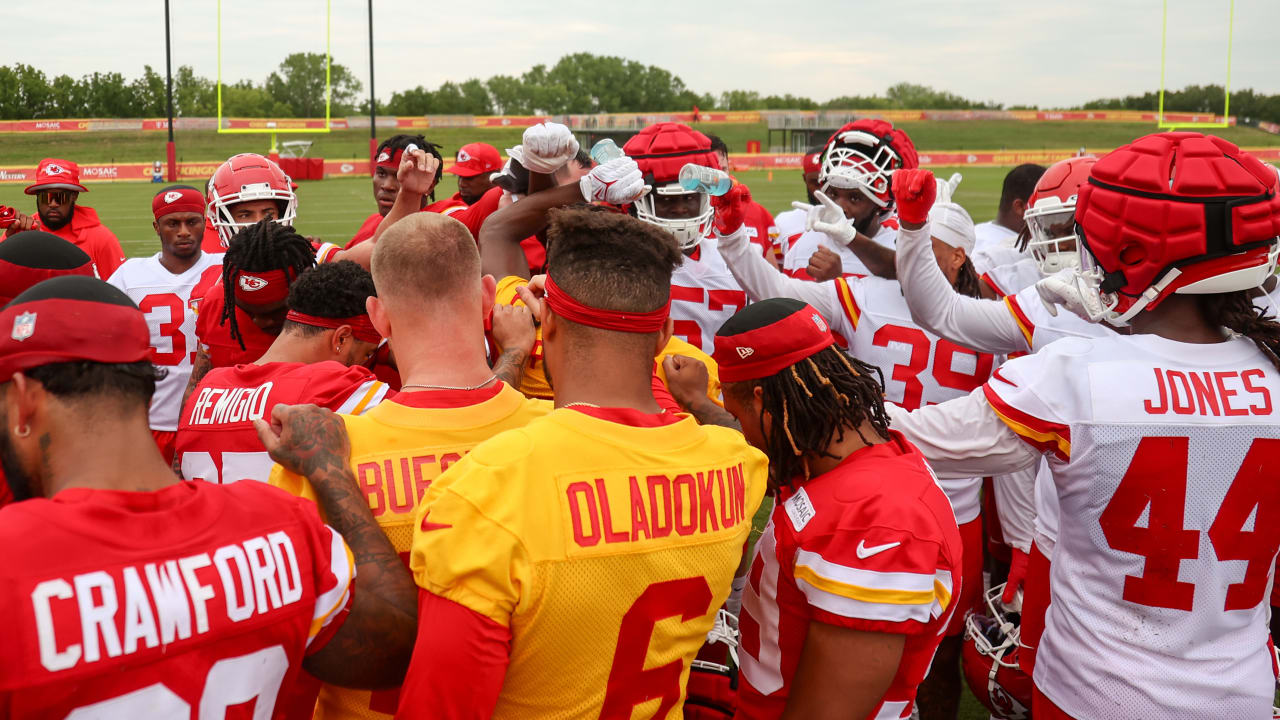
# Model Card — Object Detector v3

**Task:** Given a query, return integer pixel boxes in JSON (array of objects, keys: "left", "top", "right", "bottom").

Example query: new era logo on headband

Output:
[
  {"left": 11, "top": 312, "right": 35, "bottom": 342},
  {"left": 163, "top": 190, "right": 183, "bottom": 203},
  {"left": 736, "top": 346, "right": 754, "bottom": 359},
  {"left": 457, "top": 149, "right": 473, "bottom": 163},
  {"left": 238, "top": 275, "right": 269, "bottom": 292}
]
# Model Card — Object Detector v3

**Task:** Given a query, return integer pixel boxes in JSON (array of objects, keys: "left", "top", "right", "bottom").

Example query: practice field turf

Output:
[
  {"left": 1, "top": 120, "right": 1279, "bottom": 167},
  {"left": 0, "top": 166, "right": 1005, "bottom": 258}
]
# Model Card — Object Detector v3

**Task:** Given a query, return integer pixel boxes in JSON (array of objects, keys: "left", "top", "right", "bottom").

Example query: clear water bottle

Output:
[
  {"left": 678, "top": 163, "right": 733, "bottom": 196},
  {"left": 590, "top": 138, "right": 623, "bottom": 165}
]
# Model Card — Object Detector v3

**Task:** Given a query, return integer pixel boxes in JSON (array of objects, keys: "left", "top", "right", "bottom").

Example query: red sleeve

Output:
[
  {"left": 397, "top": 589, "right": 510, "bottom": 720},
  {"left": 652, "top": 365, "right": 683, "bottom": 415},
  {"left": 345, "top": 212, "right": 383, "bottom": 249},
  {"left": 93, "top": 230, "right": 126, "bottom": 279},
  {"left": 449, "top": 186, "right": 503, "bottom": 239}
]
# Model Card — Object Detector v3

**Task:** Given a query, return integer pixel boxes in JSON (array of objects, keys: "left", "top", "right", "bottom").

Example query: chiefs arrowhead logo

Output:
[
  {"left": 163, "top": 190, "right": 183, "bottom": 203},
  {"left": 238, "top": 274, "right": 269, "bottom": 292},
  {"left": 44, "top": 164, "right": 65, "bottom": 176},
  {"left": 376, "top": 151, "right": 391, "bottom": 163},
  {"left": 457, "top": 149, "right": 472, "bottom": 163},
  {"left": 736, "top": 346, "right": 754, "bottom": 359},
  {"left": 11, "top": 312, "right": 36, "bottom": 341},
  {"left": 811, "top": 313, "right": 827, "bottom": 332}
]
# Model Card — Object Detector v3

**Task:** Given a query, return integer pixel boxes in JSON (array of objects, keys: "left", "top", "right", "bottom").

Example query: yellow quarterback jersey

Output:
[
  {"left": 409, "top": 408, "right": 769, "bottom": 719},
  {"left": 494, "top": 275, "right": 722, "bottom": 406},
  {"left": 269, "top": 383, "right": 551, "bottom": 720}
]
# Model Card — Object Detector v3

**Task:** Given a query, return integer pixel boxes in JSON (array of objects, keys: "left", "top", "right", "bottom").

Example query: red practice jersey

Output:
[
  {"left": 0, "top": 481, "right": 354, "bottom": 718},
  {"left": 175, "top": 361, "right": 389, "bottom": 485},
  {"left": 737, "top": 432, "right": 963, "bottom": 720},
  {"left": 193, "top": 282, "right": 277, "bottom": 368}
]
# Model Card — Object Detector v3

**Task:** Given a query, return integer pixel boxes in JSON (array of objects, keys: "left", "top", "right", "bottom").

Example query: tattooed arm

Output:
[
  {"left": 255, "top": 404, "right": 418, "bottom": 688},
  {"left": 489, "top": 303, "right": 536, "bottom": 389}
]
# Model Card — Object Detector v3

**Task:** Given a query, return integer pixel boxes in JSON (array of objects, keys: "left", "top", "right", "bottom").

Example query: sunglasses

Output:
[{"left": 37, "top": 190, "right": 76, "bottom": 205}]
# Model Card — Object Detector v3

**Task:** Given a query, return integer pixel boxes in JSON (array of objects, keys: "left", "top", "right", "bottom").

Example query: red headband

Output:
[
  {"left": 233, "top": 268, "right": 293, "bottom": 305},
  {"left": 285, "top": 310, "right": 381, "bottom": 343},
  {"left": 0, "top": 259, "right": 94, "bottom": 306},
  {"left": 375, "top": 147, "right": 405, "bottom": 170},
  {"left": 543, "top": 274, "right": 670, "bottom": 333},
  {"left": 712, "top": 304, "right": 836, "bottom": 382},
  {"left": 0, "top": 298, "right": 151, "bottom": 380},
  {"left": 152, "top": 187, "right": 206, "bottom": 220}
]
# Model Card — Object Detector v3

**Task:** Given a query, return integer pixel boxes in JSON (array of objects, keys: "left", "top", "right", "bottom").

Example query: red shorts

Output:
[
  {"left": 1033, "top": 687, "right": 1077, "bottom": 719},
  {"left": 982, "top": 477, "right": 1011, "bottom": 564},
  {"left": 945, "top": 516, "right": 984, "bottom": 636},
  {"left": 151, "top": 429, "right": 177, "bottom": 467},
  {"left": 1019, "top": 542, "right": 1052, "bottom": 676},
  {"left": 1272, "top": 554, "right": 1280, "bottom": 607}
]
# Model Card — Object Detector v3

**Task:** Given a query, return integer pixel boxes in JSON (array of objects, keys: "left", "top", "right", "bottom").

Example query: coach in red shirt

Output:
[{"left": 3, "top": 158, "right": 126, "bottom": 278}]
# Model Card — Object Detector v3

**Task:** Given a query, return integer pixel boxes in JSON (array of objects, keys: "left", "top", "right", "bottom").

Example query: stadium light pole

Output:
[
  {"left": 164, "top": 0, "right": 177, "bottom": 182},
  {"left": 367, "top": 0, "right": 377, "bottom": 175}
]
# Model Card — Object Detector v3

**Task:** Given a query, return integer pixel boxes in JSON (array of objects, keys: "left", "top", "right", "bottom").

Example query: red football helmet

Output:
[
  {"left": 683, "top": 610, "right": 739, "bottom": 720},
  {"left": 1023, "top": 156, "right": 1097, "bottom": 275},
  {"left": 1074, "top": 132, "right": 1280, "bottom": 326},
  {"left": 818, "top": 119, "right": 919, "bottom": 208},
  {"left": 207, "top": 153, "right": 298, "bottom": 247},
  {"left": 624, "top": 122, "right": 720, "bottom": 250},
  {"left": 962, "top": 584, "right": 1033, "bottom": 720}
]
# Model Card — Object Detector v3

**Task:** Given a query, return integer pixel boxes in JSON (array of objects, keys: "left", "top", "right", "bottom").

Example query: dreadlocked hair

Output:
[
  {"left": 221, "top": 218, "right": 316, "bottom": 350},
  {"left": 1200, "top": 289, "right": 1280, "bottom": 373},
  {"left": 954, "top": 256, "right": 983, "bottom": 299},
  {"left": 741, "top": 346, "right": 895, "bottom": 494},
  {"left": 378, "top": 133, "right": 444, "bottom": 201}
]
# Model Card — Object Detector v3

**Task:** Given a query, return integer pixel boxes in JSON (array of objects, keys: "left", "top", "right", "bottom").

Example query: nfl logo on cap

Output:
[
  {"left": 11, "top": 312, "right": 36, "bottom": 342},
  {"left": 811, "top": 314, "right": 827, "bottom": 332}
]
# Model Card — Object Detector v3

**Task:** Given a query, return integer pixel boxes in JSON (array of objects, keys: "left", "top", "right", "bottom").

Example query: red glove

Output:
[
  {"left": 0, "top": 206, "right": 15, "bottom": 230},
  {"left": 711, "top": 183, "right": 752, "bottom": 237},
  {"left": 891, "top": 168, "right": 936, "bottom": 225},
  {"left": 1002, "top": 547, "right": 1030, "bottom": 604}
]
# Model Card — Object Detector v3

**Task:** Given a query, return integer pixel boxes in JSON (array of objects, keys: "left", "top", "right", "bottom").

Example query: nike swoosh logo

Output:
[
  {"left": 856, "top": 540, "right": 901, "bottom": 559},
  {"left": 420, "top": 518, "right": 452, "bottom": 532}
]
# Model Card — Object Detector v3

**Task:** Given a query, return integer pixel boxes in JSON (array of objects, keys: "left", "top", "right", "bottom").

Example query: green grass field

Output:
[{"left": 0, "top": 166, "right": 1006, "bottom": 258}]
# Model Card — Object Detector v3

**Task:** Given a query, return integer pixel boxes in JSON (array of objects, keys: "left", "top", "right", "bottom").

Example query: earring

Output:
[{"left": 14, "top": 424, "right": 29, "bottom": 438}]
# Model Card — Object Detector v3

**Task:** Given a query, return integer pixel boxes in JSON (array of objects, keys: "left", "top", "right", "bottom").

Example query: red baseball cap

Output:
[
  {"left": 25, "top": 158, "right": 88, "bottom": 195},
  {"left": 445, "top": 143, "right": 503, "bottom": 178}
]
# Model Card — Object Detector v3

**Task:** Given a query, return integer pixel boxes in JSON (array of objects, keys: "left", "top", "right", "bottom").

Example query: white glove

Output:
[
  {"left": 808, "top": 190, "right": 855, "bottom": 245},
  {"left": 579, "top": 157, "right": 646, "bottom": 205},
  {"left": 1034, "top": 268, "right": 1102, "bottom": 321},
  {"left": 519, "top": 121, "right": 580, "bottom": 174},
  {"left": 936, "top": 172, "right": 962, "bottom": 204}
]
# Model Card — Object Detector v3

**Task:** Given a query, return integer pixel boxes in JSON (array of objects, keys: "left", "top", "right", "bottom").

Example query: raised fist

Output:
[
  {"left": 521, "top": 122, "right": 580, "bottom": 174},
  {"left": 891, "top": 168, "right": 936, "bottom": 225},
  {"left": 397, "top": 148, "right": 440, "bottom": 198},
  {"left": 579, "top": 157, "right": 646, "bottom": 205},
  {"left": 710, "top": 183, "right": 752, "bottom": 236}
]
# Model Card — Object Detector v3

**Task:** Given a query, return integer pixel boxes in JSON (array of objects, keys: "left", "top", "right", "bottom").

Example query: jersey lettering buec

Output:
[
  {"left": 108, "top": 253, "right": 224, "bottom": 431},
  {"left": 407, "top": 408, "right": 768, "bottom": 718},
  {"left": 737, "top": 432, "right": 962, "bottom": 720},
  {"left": 176, "top": 361, "right": 388, "bottom": 485},
  {"left": 0, "top": 481, "right": 353, "bottom": 718},
  {"left": 270, "top": 384, "right": 551, "bottom": 719},
  {"left": 984, "top": 333, "right": 1280, "bottom": 719}
]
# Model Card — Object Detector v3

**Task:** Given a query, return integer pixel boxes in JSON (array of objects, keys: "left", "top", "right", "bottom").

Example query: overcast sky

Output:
[{"left": 6, "top": 0, "right": 1273, "bottom": 110}]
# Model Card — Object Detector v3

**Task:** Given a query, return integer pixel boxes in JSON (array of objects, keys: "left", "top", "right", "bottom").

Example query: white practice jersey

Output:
[
  {"left": 981, "top": 258, "right": 1042, "bottom": 299},
  {"left": 782, "top": 221, "right": 898, "bottom": 279},
  {"left": 670, "top": 235, "right": 749, "bottom": 355},
  {"left": 826, "top": 276, "right": 997, "bottom": 523},
  {"left": 971, "top": 221, "right": 1028, "bottom": 275},
  {"left": 1004, "top": 282, "right": 1106, "bottom": 353},
  {"left": 107, "top": 252, "right": 224, "bottom": 431},
  {"left": 773, "top": 207, "right": 806, "bottom": 255},
  {"left": 986, "top": 332, "right": 1280, "bottom": 719},
  {"left": 1032, "top": 458, "right": 1059, "bottom": 552}
]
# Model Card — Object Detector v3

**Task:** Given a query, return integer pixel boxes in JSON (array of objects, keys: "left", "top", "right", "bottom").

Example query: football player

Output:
[
  {"left": 713, "top": 297, "right": 962, "bottom": 719},
  {"left": 446, "top": 141, "right": 504, "bottom": 205},
  {"left": 711, "top": 178, "right": 1016, "bottom": 719},
  {"left": 783, "top": 120, "right": 916, "bottom": 280},
  {"left": 395, "top": 208, "right": 768, "bottom": 718},
  {"left": 347, "top": 134, "right": 454, "bottom": 248},
  {"left": 969, "top": 163, "right": 1045, "bottom": 273},
  {"left": 3, "top": 158, "right": 126, "bottom": 278},
  {"left": 175, "top": 257, "right": 388, "bottom": 485},
  {"left": 772, "top": 146, "right": 824, "bottom": 254},
  {"left": 0, "top": 276, "right": 415, "bottom": 717},
  {"left": 887, "top": 136, "right": 1280, "bottom": 719},
  {"left": 107, "top": 185, "right": 223, "bottom": 465},
  {"left": 266, "top": 212, "right": 548, "bottom": 719}
]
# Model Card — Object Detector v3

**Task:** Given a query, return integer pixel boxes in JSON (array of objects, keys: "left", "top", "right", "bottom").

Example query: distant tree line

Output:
[{"left": 2, "top": 52, "right": 1278, "bottom": 125}]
